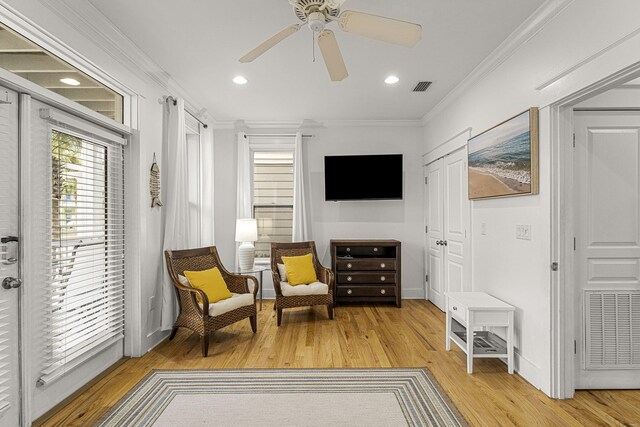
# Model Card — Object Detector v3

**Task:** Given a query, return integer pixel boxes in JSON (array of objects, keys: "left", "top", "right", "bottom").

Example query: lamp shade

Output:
[{"left": 235, "top": 218, "right": 258, "bottom": 242}]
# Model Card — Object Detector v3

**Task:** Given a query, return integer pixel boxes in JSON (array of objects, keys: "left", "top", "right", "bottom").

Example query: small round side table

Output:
[{"left": 233, "top": 265, "right": 269, "bottom": 310}]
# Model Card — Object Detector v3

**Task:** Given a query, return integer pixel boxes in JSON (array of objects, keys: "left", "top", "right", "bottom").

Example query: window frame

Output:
[
  {"left": 0, "top": 9, "right": 134, "bottom": 131},
  {"left": 249, "top": 141, "right": 295, "bottom": 264}
]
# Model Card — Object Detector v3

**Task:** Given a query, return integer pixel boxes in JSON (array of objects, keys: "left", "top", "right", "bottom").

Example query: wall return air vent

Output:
[
  {"left": 413, "top": 81, "right": 432, "bottom": 92},
  {"left": 585, "top": 291, "right": 640, "bottom": 370}
]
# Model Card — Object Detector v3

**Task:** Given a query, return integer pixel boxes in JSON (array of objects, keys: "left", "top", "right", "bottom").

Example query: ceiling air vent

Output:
[{"left": 413, "top": 81, "right": 432, "bottom": 92}]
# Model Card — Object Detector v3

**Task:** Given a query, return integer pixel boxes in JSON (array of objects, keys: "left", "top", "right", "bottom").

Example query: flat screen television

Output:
[{"left": 324, "top": 154, "right": 403, "bottom": 201}]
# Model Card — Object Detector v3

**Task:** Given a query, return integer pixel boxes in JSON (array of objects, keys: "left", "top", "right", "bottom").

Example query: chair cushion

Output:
[
  {"left": 182, "top": 274, "right": 255, "bottom": 294},
  {"left": 281, "top": 253, "right": 318, "bottom": 286},
  {"left": 198, "top": 293, "right": 255, "bottom": 317},
  {"left": 183, "top": 267, "right": 233, "bottom": 303},
  {"left": 277, "top": 263, "right": 288, "bottom": 282},
  {"left": 280, "top": 281, "right": 328, "bottom": 296}
]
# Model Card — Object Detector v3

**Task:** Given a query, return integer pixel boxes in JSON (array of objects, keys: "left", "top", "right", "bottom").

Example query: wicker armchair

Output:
[
  {"left": 270, "top": 241, "right": 334, "bottom": 326},
  {"left": 164, "top": 246, "right": 258, "bottom": 356}
]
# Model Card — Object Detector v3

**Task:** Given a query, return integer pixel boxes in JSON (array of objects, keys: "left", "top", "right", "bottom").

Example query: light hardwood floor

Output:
[{"left": 38, "top": 301, "right": 640, "bottom": 426}]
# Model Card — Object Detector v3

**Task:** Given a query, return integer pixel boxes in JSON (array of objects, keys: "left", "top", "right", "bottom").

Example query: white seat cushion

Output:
[
  {"left": 198, "top": 293, "right": 254, "bottom": 316},
  {"left": 277, "top": 263, "right": 288, "bottom": 282},
  {"left": 280, "top": 281, "right": 328, "bottom": 296}
]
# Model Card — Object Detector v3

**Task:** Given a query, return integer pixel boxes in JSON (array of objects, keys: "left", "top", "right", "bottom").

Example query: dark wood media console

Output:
[{"left": 330, "top": 239, "right": 401, "bottom": 307}]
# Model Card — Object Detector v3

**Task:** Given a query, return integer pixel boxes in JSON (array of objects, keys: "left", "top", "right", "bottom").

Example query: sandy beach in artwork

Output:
[{"left": 468, "top": 167, "right": 530, "bottom": 199}]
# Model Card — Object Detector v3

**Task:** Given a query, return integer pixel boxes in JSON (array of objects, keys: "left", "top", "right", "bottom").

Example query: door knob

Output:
[
  {"left": 443, "top": 241, "right": 448, "bottom": 246},
  {"left": 436, "top": 240, "right": 441, "bottom": 246},
  {"left": 2, "top": 277, "right": 22, "bottom": 290}
]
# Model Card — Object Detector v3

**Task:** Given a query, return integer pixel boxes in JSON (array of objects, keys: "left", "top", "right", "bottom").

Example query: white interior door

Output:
[
  {"left": 425, "top": 158, "right": 445, "bottom": 310},
  {"left": 574, "top": 110, "right": 640, "bottom": 389},
  {"left": 443, "top": 148, "right": 470, "bottom": 293},
  {"left": 0, "top": 87, "right": 22, "bottom": 426}
]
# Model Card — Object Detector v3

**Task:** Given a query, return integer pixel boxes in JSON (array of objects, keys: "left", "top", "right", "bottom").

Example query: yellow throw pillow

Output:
[
  {"left": 184, "top": 267, "right": 233, "bottom": 304},
  {"left": 282, "top": 253, "right": 318, "bottom": 286}
]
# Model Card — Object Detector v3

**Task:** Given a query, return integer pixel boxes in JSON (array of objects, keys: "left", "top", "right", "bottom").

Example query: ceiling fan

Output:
[{"left": 239, "top": 0, "right": 422, "bottom": 81}]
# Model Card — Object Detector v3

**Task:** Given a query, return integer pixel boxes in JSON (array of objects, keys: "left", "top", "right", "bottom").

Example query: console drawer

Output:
[
  {"left": 337, "top": 272, "right": 396, "bottom": 284},
  {"left": 336, "top": 259, "right": 396, "bottom": 271},
  {"left": 337, "top": 285, "right": 396, "bottom": 298}
]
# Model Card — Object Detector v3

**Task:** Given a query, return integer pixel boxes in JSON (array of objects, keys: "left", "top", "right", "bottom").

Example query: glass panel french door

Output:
[{"left": 0, "top": 86, "right": 22, "bottom": 426}]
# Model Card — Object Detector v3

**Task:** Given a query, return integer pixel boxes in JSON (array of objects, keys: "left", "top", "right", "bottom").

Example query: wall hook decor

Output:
[{"left": 150, "top": 152, "right": 163, "bottom": 207}]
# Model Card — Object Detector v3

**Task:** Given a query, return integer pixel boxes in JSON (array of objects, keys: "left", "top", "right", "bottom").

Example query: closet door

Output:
[
  {"left": 425, "top": 148, "right": 471, "bottom": 312},
  {"left": 425, "top": 158, "right": 445, "bottom": 310},
  {"left": 443, "top": 148, "right": 470, "bottom": 293}
]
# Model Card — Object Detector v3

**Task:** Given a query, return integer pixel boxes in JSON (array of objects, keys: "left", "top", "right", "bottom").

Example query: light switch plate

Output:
[
  {"left": 481, "top": 223, "right": 487, "bottom": 235},
  {"left": 516, "top": 224, "right": 531, "bottom": 240}
]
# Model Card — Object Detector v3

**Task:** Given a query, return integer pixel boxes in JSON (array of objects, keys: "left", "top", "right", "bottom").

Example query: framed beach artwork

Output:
[{"left": 467, "top": 108, "right": 539, "bottom": 200}]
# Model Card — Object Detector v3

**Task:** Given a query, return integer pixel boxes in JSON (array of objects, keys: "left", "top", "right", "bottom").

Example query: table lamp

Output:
[{"left": 236, "top": 218, "right": 258, "bottom": 271}]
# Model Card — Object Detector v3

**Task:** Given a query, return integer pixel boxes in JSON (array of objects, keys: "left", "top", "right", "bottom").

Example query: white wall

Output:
[
  {"left": 214, "top": 124, "right": 425, "bottom": 299},
  {"left": 423, "top": 0, "right": 640, "bottom": 395}
]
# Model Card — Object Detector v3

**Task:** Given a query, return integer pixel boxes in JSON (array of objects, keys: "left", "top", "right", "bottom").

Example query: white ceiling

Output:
[{"left": 89, "top": 0, "right": 544, "bottom": 122}]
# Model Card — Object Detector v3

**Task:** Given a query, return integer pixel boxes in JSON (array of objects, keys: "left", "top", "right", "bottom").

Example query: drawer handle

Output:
[
  {"left": 347, "top": 276, "right": 352, "bottom": 282},
  {"left": 380, "top": 289, "right": 386, "bottom": 295},
  {"left": 373, "top": 247, "right": 378, "bottom": 252},
  {"left": 453, "top": 306, "right": 457, "bottom": 311},
  {"left": 347, "top": 263, "right": 352, "bottom": 269},
  {"left": 346, "top": 247, "right": 351, "bottom": 252},
  {"left": 380, "top": 263, "right": 386, "bottom": 268},
  {"left": 347, "top": 289, "right": 353, "bottom": 295},
  {"left": 380, "top": 276, "right": 386, "bottom": 282}
]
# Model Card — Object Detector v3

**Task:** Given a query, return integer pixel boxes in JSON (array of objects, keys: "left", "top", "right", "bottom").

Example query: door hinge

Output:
[
  {"left": 425, "top": 225, "right": 428, "bottom": 233},
  {"left": 425, "top": 274, "right": 429, "bottom": 283},
  {"left": 551, "top": 262, "right": 559, "bottom": 271},
  {"left": 424, "top": 177, "right": 428, "bottom": 185},
  {"left": 572, "top": 133, "right": 576, "bottom": 148},
  {"left": 573, "top": 237, "right": 576, "bottom": 251},
  {"left": 574, "top": 340, "right": 577, "bottom": 354}
]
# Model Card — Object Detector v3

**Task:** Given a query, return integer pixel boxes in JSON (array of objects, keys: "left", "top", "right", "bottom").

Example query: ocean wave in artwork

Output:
[{"left": 469, "top": 131, "right": 531, "bottom": 185}]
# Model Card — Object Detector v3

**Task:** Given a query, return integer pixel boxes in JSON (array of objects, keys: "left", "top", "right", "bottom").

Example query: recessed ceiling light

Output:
[
  {"left": 60, "top": 78, "right": 80, "bottom": 86},
  {"left": 384, "top": 75, "right": 400, "bottom": 85},
  {"left": 233, "top": 76, "right": 248, "bottom": 85}
]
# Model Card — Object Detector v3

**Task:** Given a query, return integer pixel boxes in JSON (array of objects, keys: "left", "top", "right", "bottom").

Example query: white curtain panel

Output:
[
  {"left": 292, "top": 132, "right": 311, "bottom": 241},
  {"left": 161, "top": 98, "right": 191, "bottom": 331},
  {"left": 236, "top": 132, "right": 252, "bottom": 218},
  {"left": 235, "top": 132, "right": 252, "bottom": 266},
  {"left": 201, "top": 125, "right": 215, "bottom": 246}
]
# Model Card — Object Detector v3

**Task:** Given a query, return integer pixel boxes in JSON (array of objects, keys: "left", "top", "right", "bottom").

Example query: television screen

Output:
[{"left": 324, "top": 154, "right": 403, "bottom": 201}]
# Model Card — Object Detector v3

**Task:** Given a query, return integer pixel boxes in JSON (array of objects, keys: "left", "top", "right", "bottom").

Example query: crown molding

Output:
[
  {"left": 210, "top": 119, "right": 425, "bottom": 131},
  {"left": 421, "top": 0, "right": 574, "bottom": 125},
  {"left": 35, "top": 0, "right": 209, "bottom": 122}
]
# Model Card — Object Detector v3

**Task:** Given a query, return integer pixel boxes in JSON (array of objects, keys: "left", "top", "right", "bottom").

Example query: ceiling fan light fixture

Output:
[
  {"left": 384, "top": 75, "right": 400, "bottom": 85},
  {"left": 233, "top": 76, "right": 248, "bottom": 85},
  {"left": 308, "top": 12, "right": 326, "bottom": 32}
]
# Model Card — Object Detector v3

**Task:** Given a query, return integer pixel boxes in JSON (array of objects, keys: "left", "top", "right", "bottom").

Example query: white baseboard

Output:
[
  {"left": 145, "top": 328, "right": 169, "bottom": 353},
  {"left": 497, "top": 350, "right": 549, "bottom": 395},
  {"left": 402, "top": 288, "right": 426, "bottom": 299},
  {"left": 260, "top": 289, "right": 425, "bottom": 300}
]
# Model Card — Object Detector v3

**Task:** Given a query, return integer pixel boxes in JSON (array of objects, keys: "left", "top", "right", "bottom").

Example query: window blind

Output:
[
  {"left": 38, "top": 129, "right": 125, "bottom": 386},
  {"left": 253, "top": 151, "right": 293, "bottom": 258}
]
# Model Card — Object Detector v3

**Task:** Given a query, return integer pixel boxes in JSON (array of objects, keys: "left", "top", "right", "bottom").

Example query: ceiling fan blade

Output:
[
  {"left": 239, "top": 24, "right": 301, "bottom": 63},
  {"left": 338, "top": 11, "right": 422, "bottom": 47},
  {"left": 317, "top": 29, "right": 348, "bottom": 82}
]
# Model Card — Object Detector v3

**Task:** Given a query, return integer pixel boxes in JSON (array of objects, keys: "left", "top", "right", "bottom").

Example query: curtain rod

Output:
[
  {"left": 244, "top": 133, "right": 314, "bottom": 138},
  {"left": 160, "top": 96, "right": 209, "bottom": 129}
]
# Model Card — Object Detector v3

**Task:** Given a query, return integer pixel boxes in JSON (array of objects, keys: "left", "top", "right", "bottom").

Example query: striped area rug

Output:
[{"left": 97, "top": 369, "right": 467, "bottom": 427}]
